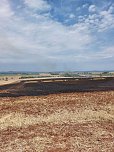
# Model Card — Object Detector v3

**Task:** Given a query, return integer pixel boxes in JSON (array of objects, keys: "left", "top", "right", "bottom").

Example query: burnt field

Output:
[
  {"left": 0, "top": 77, "right": 114, "bottom": 97},
  {"left": 0, "top": 78, "right": 114, "bottom": 152}
]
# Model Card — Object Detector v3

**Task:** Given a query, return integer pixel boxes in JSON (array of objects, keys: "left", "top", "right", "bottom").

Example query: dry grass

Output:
[
  {"left": 0, "top": 91, "right": 114, "bottom": 152},
  {"left": 0, "top": 76, "right": 20, "bottom": 86}
]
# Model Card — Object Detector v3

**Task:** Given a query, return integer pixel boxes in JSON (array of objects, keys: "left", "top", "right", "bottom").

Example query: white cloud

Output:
[
  {"left": 2, "top": 19, "right": 91, "bottom": 61},
  {"left": 89, "top": 5, "right": 96, "bottom": 13},
  {"left": 81, "top": 46, "right": 114, "bottom": 61},
  {"left": 103, "top": 46, "right": 114, "bottom": 56},
  {"left": 82, "top": 4, "right": 88, "bottom": 8},
  {"left": 24, "top": 0, "right": 51, "bottom": 11},
  {"left": 0, "top": 0, "right": 14, "bottom": 19},
  {"left": 69, "top": 14, "right": 75, "bottom": 19},
  {"left": 0, "top": 0, "right": 93, "bottom": 65},
  {"left": 98, "top": 10, "right": 114, "bottom": 31},
  {"left": 78, "top": 4, "right": 114, "bottom": 32},
  {"left": 108, "top": 5, "right": 114, "bottom": 14}
]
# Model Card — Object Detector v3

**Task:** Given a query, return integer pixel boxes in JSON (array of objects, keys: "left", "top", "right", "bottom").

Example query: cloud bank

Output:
[{"left": 0, "top": 0, "right": 114, "bottom": 71}]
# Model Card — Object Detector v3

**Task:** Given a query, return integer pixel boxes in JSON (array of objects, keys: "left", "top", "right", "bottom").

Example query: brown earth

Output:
[{"left": 0, "top": 79, "right": 114, "bottom": 152}]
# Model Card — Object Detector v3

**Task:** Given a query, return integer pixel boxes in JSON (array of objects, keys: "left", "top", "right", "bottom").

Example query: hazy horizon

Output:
[
  {"left": 0, "top": 0, "right": 114, "bottom": 71},
  {"left": 0, "top": 70, "right": 114, "bottom": 73}
]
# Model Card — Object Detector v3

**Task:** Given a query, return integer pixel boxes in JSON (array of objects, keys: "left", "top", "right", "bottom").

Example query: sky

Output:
[{"left": 0, "top": 0, "right": 114, "bottom": 72}]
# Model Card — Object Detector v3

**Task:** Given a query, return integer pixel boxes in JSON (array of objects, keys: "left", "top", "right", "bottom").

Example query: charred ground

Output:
[{"left": 0, "top": 77, "right": 114, "bottom": 97}]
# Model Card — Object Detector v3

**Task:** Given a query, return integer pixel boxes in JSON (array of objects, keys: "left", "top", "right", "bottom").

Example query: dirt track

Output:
[{"left": 0, "top": 79, "right": 114, "bottom": 151}]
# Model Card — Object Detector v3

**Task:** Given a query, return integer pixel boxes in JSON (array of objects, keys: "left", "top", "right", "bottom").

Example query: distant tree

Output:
[
  {"left": 5, "top": 77, "right": 8, "bottom": 81},
  {"left": 102, "top": 72, "right": 109, "bottom": 75},
  {"left": 62, "top": 73, "right": 79, "bottom": 77}
]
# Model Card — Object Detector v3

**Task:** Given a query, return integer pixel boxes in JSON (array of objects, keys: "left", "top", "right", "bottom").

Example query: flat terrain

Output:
[
  {"left": 0, "top": 75, "right": 20, "bottom": 86},
  {"left": 0, "top": 79, "right": 114, "bottom": 152}
]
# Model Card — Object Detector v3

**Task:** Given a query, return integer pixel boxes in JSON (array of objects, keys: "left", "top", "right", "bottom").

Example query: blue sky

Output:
[{"left": 0, "top": 0, "right": 114, "bottom": 71}]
